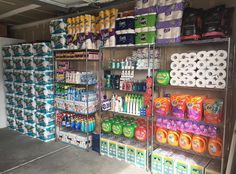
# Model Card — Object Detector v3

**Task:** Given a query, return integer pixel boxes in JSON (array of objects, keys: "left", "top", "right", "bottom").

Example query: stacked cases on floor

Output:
[{"left": 2, "top": 42, "right": 55, "bottom": 142}]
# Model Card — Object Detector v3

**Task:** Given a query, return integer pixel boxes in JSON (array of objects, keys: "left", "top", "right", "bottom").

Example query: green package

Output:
[
  {"left": 156, "top": 70, "right": 170, "bottom": 86},
  {"left": 135, "top": 13, "right": 157, "bottom": 29}
]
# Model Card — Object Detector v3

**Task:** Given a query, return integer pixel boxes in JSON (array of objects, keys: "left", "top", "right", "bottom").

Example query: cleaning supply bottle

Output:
[
  {"left": 136, "top": 95, "right": 140, "bottom": 115},
  {"left": 126, "top": 94, "right": 130, "bottom": 114},
  {"left": 111, "top": 94, "right": 115, "bottom": 111},
  {"left": 129, "top": 94, "right": 133, "bottom": 114},
  {"left": 132, "top": 95, "right": 136, "bottom": 115},
  {"left": 123, "top": 96, "right": 127, "bottom": 113}
]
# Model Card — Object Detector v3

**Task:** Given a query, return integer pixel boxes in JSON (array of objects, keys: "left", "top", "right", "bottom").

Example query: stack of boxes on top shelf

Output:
[{"left": 2, "top": 42, "right": 55, "bottom": 142}]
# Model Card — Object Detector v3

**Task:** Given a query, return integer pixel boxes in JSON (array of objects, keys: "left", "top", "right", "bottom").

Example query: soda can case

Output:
[
  {"left": 14, "top": 83, "right": 24, "bottom": 95},
  {"left": 22, "top": 56, "right": 35, "bottom": 70},
  {"left": 2, "top": 45, "right": 12, "bottom": 57},
  {"left": 24, "top": 97, "right": 36, "bottom": 110},
  {"left": 13, "top": 57, "right": 23, "bottom": 69},
  {"left": 23, "top": 70, "right": 34, "bottom": 84},
  {"left": 23, "top": 84, "right": 35, "bottom": 97},
  {"left": 15, "top": 107, "right": 24, "bottom": 120},
  {"left": 36, "top": 112, "right": 55, "bottom": 126},
  {"left": 34, "top": 56, "right": 53, "bottom": 71},
  {"left": 15, "top": 119, "right": 26, "bottom": 134},
  {"left": 4, "top": 82, "right": 14, "bottom": 93},
  {"left": 25, "top": 122, "right": 37, "bottom": 138},
  {"left": 24, "top": 110, "right": 36, "bottom": 123},
  {"left": 5, "top": 93, "right": 15, "bottom": 105},
  {"left": 33, "top": 42, "right": 52, "bottom": 56},
  {"left": 36, "top": 99, "right": 54, "bottom": 113},
  {"left": 6, "top": 105, "right": 15, "bottom": 118},
  {"left": 36, "top": 125, "right": 55, "bottom": 142},
  {"left": 4, "top": 69, "right": 14, "bottom": 82},
  {"left": 34, "top": 71, "right": 53, "bottom": 85},
  {"left": 35, "top": 84, "right": 54, "bottom": 99},
  {"left": 22, "top": 43, "right": 35, "bottom": 56},
  {"left": 7, "top": 117, "right": 16, "bottom": 130},
  {"left": 3, "top": 57, "right": 13, "bottom": 69}
]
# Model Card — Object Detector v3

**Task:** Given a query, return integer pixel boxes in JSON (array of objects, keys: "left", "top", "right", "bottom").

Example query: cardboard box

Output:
[
  {"left": 135, "top": 143, "right": 149, "bottom": 169},
  {"left": 189, "top": 155, "right": 211, "bottom": 174}
]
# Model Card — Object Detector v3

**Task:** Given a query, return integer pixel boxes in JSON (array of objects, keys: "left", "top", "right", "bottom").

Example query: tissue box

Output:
[
  {"left": 23, "top": 84, "right": 35, "bottom": 97},
  {"left": 13, "top": 57, "right": 23, "bottom": 69},
  {"left": 36, "top": 124, "right": 55, "bottom": 142},
  {"left": 11, "top": 45, "right": 23, "bottom": 57},
  {"left": 33, "top": 42, "right": 52, "bottom": 56},
  {"left": 34, "top": 70, "right": 53, "bottom": 85},
  {"left": 7, "top": 117, "right": 16, "bottom": 130},
  {"left": 35, "top": 84, "right": 54, "bottom": 99},
  {"left": 36, "top": 99, "right": 54, "bottom": 113},
  {"left": 4, "top": 69, "right": 14, "bottom": 81},
  {"left": 4, "top": 82, "right": 14, "bottom": 93},
  {"left": 22, "top": 43, "right": 35, "bottom": 56},
  {"left": 36, "top": 112, "right": 55, "bottom": 126},
  {"left": 15, "top": 107, "right": 24, "bottom": 120},
  {"left": 5, "top": 93, "right": 15, "bottom": 105},
  {"left": 51, "top": 33, "right": 67, "bottom": 49},
  {"left": 22, "top": 56, "right": 35, "bottom": 70},
  {"left": 15, "top": 119, "right": 26, "bottom": 134},
  {"left": 15, "top": 95, "right": 24, "bottom": 108},
  {"left": 14, "top": 70, "right": 23, "bottom": 83},
  {"left": 49, "top": 19, "right": 67, "bottom": 34},
  {"left": 23, "top": 70, "right": 35, "bottom": 84},
  {"left": 14, "top": 82, "right": 24, "bottom": 95},
  {"left": 24, "top": 110, "right": 36, "bottom": 123},
  {"left": 2, "top": 45, "right": 12, "bottom": 57},
  {"left": 3, "top": 57, "right": 13, "bottom": 69},
  {"left": 24, "top": 97, "right": 36, "bottom": 110},
  {"left": 25, "top": 122, "right": 37, "bottom": 138},
  {"left": 34, "top": 56, "right": 53, "bottom": 71},
  {"left": 6, "top": 105, "right": 15, "bottom": 118}
]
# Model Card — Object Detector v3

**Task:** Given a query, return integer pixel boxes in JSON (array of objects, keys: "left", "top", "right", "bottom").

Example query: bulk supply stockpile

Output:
[{"left": 2, "top": 43, "right": 55, "bottom": 142}]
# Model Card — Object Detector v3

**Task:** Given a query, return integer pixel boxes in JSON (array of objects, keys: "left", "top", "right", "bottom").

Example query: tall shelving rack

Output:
[
  {"left": 152, "top": 38, "right": 235, "bottom": 174},
  {"left": 99, "top": 44, "right": 157, "bottom": 170},
  {"left": 53, "top": 48, "right": 101, "bottom": 150}
]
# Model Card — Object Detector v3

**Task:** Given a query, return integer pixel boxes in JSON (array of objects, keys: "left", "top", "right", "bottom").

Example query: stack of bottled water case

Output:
[{"left": 2, "top": 42, "right": 55, "bottom": 142}]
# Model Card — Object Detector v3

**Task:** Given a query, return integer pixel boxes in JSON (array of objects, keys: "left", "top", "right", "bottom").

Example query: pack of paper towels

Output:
[{"left": 170, "top": 50, "right": 227, "bottom": 89}]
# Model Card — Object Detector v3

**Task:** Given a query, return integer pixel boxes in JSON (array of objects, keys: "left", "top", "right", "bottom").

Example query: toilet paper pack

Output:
[
  {"left": 23, "top": 84, "right": 35, "bottom": 97},
  {"left": 14, "top": 82, "right": 24, "bottom": 95},
  {"left": 23, "top": 70, "right": 34, "bottom": 84},
  {"left": 35, "top": 84, "right": 54, "bottom": 99},
  {"left": 33, "top": 42, "right": 52, "bottom": 56},
  {"left": 49, "top": 19, "right": 67, "bottom": 34},
  {"left": 2, "top": 45, "right": 12, "bottom": 57},
  {"left": 51, "top": 33, "right": 67, "bottom": 49},
  {"left": 6, "top": 105, "right": 15, "bottom": 118},
  {"left": 22, "top": 56, "right": 35, "bottom": 70},
  {"left": 36, "top": 124, "right": 55, "bottom": 142},
  {"left": 16, "top": 119, "right": 26, "bottom": 134},
  {"left": 36, "top": 99, "right": 54, "bottom": 113},
  {"left": 7, "top": 117, "right": 16, "bottom": 130},
  {"left": 4, "top": 82, "right": 14, "bottom": 93},
  {"left": 3, "top": 57, "right": 13, "bottom": 69},
  {"left": 11, "top": 45, "right": 23, "bottom": 57},
  {"left": 34, "top": 70, "right": 54, "bottom": 85},
  {"left": 24, "top": 110, "right": 36, "bottom": 123},
  {"left": 14, "top": 70, "right": 23, "bottom": 83},
  {"left": 24, "top": 97, "right": 36, "bottom": 110},
  {"left": 15, "top": 108, "right": 24, "bottom": 120},
  {"left": 4, "top": 69, "right": 14, "bottom": 82},
  {"left": 15, "top": 95, "right": 24, "bottom": 108},
  {"left": 22, "top": 43, "right": 35, "bottom": 56},
  {"left": 13, "top": 57, "right": 23, "bottom": 70},
  {"left": 36, "top": 112, "right": 55, "bottom": 127},
  {"left": 25, "top": 122, "right": 37, "bottom": 138},
  {"left": 34, "top": 56, "right": 53, "bottom": 71},
  {"left": 5, "top": 93, "right": 15, "bottom": 105}
]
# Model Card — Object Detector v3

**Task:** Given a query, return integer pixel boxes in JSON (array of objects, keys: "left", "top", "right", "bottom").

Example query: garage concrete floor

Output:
[{"left": 0, "top": 128, "right": 148, "bottom": 174}]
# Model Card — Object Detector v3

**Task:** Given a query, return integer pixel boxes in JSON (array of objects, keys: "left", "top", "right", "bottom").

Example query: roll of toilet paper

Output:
[
  {"left": 170, "top": 62, "right": 179, "bottom": 69},
  {"left": 206, "top": 79, "right": 216, "bottom": 88},
  {"left": 136, "top": 0, "right": 143, "bottom": 9},
  {"left": 170, "top": 70, "right": 179, "bottom": 78},
  {"left": 197, "top": 51, "right": 207, "bottom": 61},
  {"left": 171, "top": 53, "right": 181, "bottom": 62},
  {"left": 187, "top": 61, "right": 197, "bottom": 70},
  {"left": 186, "top": 70, "right": 196, "bottom": 78},
  {"left": 179, "top": 62, "right": 186, "bottom": 69},
  {"left": 217, "top": 60, "right": 227, "bottom": 69},
  {"left": 188, "top": 52, "right": 197, "bottom": 62},
  {"left": 178, "top": 70, "right": 185, "bottom": 77},
  {"left": 215, "top": 79, "right": 226, "bottom": 89},
  {"left": 196, "top": 60, "right": 207, "bottom": 69},
  {"left": 180, "top": 53, "right": 189, "bottom": 61},
  {"left": 186, "top": 79, "right": 196, "bottom": 87},
  {"left": 206, "top": 50, "right": 217, "bottom": 60},
  {"left": 170, "top": 78, "right": 179, "bottom": 86},
  {"left": 216, "top": 50, "right": 227, "bottom": 60},
  {"left": 179, "top": 78, "right": 187, "bottom": 86},
  {"left": 216, "top": 69, "right": 226, "bottom": 79},
  {"left": 206, "top": 69, "right": 217, "bottom": 79},
  {"left": 206, "top": 60, "right": 217, "bottom": 70},
  {"left": 196, "top": 69, "right": 206, "bottom": 78},
  {"left": 196, "top": 79, "right": 206, "bottom": 88}
]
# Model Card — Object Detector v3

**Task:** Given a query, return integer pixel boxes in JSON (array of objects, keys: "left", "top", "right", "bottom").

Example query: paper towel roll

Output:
[
  {"left": 170, "top": 62, "right": 179, "bottom": 69},
  {"left": 171, "top": 53, "right": 181, "bottom": 62},
  {"left": 206, "top": 50, "right": 217, "bottom": 60},
  {"left": 216, "top": 69, "right": 226, "bottom": 79},
  {"left": 186, "top": 79, "right": 196, "bottom": 87},
  {"left": 216, "top": 50, "right": 227, "bottom": 60},
  {"left": 206, "top": 69, "right": 217, "bottom": 79},
  {"left": 187, "top": 61, "right": 197, "bottom": 70},
  {"left": 206, "top": 79, "right": 216, "bottom": 88},
  {"left": 186, "top": 70, "right": 196, "bottom": 77},
  {"left": 178, "top": 70, "right": 186, "bottom": 77},
  {"left": 216, "top": 79, "right": 226, "bottom": 89},
  {"left": 170, "top": 70, "right": 179, "bottom": 78},
  {"left": 170, "top": 78, "right": 179, "bottom": 86},
  {"left": 196, "top": 79, "right": 206, "bottom": 87},
  {"left": 217, "top": 60, "right": 227, "bottom": 69},
  {"left": 179, "top": 62, "right": 186, "bottom": 69},
  {"left": 188, "top": 52, "right": 197, "bottom": 62},
  {"left": 206, "top": 60, "right": 217, "bottom": 70},
  {"left": 179, "top": 78, "right": 187, "bottom": 86},
  {"left": 196, "top": 69, "right": 206, "bottom": 78},
  {"left": 197, "top": 51, "right": 207, "bottom": 61},
  {"left": 196, "top": 60, "right": 207, "bottom": 69},
  {"left": 180, "top": 53, "right": 189, "bottom": 60}
]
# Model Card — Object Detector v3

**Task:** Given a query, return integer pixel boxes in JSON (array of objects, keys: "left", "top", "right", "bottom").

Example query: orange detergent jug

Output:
[
  {"left": 179, "top": 132, "right": 192, "bottom": 150},
  {"left": 208, "top": 137, "right": 222, "bottom": 157},
  {"left": 192, "top": 135, "right": 208, "bottom": 153},
  {"left": 167, "top": 130, "right": 180, "bottom": 146},
  {"left": 156, "top": 128, "right": 168, "bottom": 144}
]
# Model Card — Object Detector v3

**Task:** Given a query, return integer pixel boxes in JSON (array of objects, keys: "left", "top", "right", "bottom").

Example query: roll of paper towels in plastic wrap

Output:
[
  {"left": 196, "top": 60, "right": 207, "bottom": 70},
  {"left": 197, "top": 51, "right": 207, "bottom": 61},
  {"left": 216, "top": 69, "right": 226, "bottom": 79},
  {"left": 186, "top": 61, "right": 197, "bottom": 70},
  {"left": 206, "top": 79, "right": 216, "bottom": 88},
  {"left": 180, "top": 53, "right": 189, "bottom": 61},
  {"left": 170, "top": 78, "right": 179, "bottom": 86},
  {"left": 170, "top": 70, "right": 179, "bottom": 78},
  {"left": 186, "top": 79, "right": 196, "bottom": 87},
  {"left": 206, "top": 60, "right": 218, "bottom": 70},
  {"left": 171, "top": 53, "right": 181, "bottom": 62},
  {"left": 188, "top": 52, "right": 197, "bottom": 62},
  {"left": 196, "top": 69, "right": 206, "bottom": 78},
  {"left": 216, "top": 50, "right": 227, "bottom": 60},
  {"left": 170, "top": 62, "right": 179, "bottom": 69},
  {"left": 216, "top": 60, "right": 227, "bottom": 69},
  {"left": 185, "top": 70, "right": 196, "bottom": 78},
  {"left": 216, "top": 79, "right": 226, "bottom": 89},
  {"left": 206, "top": 50, "right": 217, "bottom": 60},
  {"left": 196, "top": 79, "right": 206, "bottom": 87},
  {"left": 205, "top": 69, "right": 217, "bottom": 79}
]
